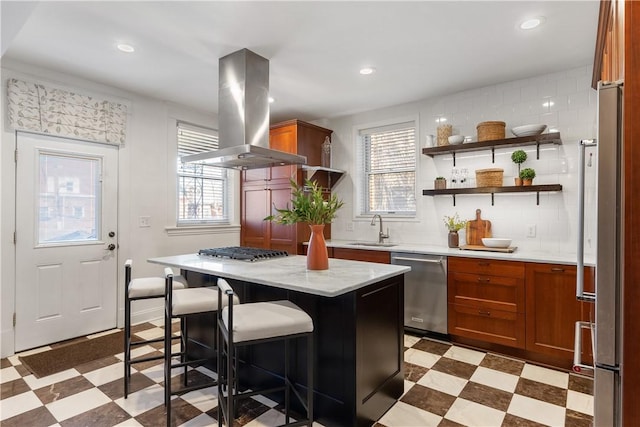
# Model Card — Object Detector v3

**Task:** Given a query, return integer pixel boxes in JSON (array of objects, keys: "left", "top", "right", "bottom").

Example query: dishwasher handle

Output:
[{"left": 392, "top": 256, "right": 443, "bottom": 264}]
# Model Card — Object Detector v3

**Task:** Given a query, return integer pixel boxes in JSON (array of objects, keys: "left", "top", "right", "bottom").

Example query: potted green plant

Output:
[
  {"left": 443, "top": 213, "right": 467, "bottom": 248},
  {"left": 434, "top": 176, "right": 446, "bottom": 190},
  {"left": 511, "top": 149, "right": 528, "bottom": 186},
  {"left": 520, "top": 168, "right": 536, "bottom": 186},
  {"left": 265, "top": 178, "right": 344, "bottom": 270}
]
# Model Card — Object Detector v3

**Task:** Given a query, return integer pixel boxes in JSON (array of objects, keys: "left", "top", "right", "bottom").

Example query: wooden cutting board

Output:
[{"left": 466, "top": 209, "right": 492, "bottom": 245}]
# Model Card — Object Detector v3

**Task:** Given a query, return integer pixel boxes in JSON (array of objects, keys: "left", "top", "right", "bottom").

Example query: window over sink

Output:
[{"left": 356, "top": 118, "right": 417, "bottom": 217}]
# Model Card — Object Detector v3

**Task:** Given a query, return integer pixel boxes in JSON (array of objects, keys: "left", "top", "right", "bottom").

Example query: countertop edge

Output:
[
  {"left": 325, "top": 240, "right": 595, "bottom": 266},
  {"left": 148, "top": 254, "right": 410, "bottom": 297}
]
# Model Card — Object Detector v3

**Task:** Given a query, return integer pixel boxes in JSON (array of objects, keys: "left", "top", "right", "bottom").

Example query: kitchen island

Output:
[{"left": 148, "top": 253, "right": 410, "bottom": 427}]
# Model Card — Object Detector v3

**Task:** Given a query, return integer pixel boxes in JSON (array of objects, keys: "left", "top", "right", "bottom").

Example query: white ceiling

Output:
[{"left": 1, "top": 1, "right": 599, "bottom": 123}]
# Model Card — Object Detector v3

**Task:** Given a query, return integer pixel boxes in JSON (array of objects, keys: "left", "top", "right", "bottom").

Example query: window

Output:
[
  {"left": 177, "top": 122, "right": 228, "bottom": 225},
  {"left": 359, "top": 120, "right": 416, "bottom": 216}
]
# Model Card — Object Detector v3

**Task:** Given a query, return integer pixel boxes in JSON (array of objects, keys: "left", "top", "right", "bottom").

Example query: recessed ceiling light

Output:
[
  {"left": 542, "top": 101, "right": 555, "bottom": 108},
  {"left": 359, "top": 67, "right": 376, "bottom": 75},
  {"left": 268, "top": 97, "right": 275, "bottom": 104},
  {"left": 520, "top": 17, "right": 545, "bottom": 30},
  {"left": 116, "top": 43, "right": 135, "bottom": 53}
]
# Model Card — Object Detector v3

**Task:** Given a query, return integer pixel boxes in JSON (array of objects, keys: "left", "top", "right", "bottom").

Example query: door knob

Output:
[
  {"left": 108, "top": 231, "right": 116, "bottom": 237},
  {"left": 107, "top": 243, "right": 116, "bottom": 251}
]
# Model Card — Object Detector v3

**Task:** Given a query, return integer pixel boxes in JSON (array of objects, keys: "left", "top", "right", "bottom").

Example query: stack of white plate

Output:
[{"left": 511, "top": 124, "right": 547, "bottom": 137}]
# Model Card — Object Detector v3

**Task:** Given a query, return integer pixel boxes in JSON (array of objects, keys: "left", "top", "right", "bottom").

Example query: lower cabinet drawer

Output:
[{"left": 448, "top": 303, "right": 526, "bottom": 349}]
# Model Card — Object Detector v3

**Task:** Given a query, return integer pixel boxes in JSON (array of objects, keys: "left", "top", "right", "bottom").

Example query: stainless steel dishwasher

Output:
[{"left": 391, "top": 252, "right": 447, "bottom": 335}]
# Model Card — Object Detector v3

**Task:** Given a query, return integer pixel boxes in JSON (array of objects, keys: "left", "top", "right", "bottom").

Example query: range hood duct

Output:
[{"left": 181, "top": 49, "right": 306, "bottom": 169}]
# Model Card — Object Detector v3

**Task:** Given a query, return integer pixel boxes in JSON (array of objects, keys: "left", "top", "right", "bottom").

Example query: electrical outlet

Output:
[
  {"left": 526, "top": 224, "right": 536, "bottom": 238},
  {"left": 139, "top": 216, "right": 151, "bottom": 228},
  {"left": 346, "top": 222, "right": 354, "bottom": 232}
]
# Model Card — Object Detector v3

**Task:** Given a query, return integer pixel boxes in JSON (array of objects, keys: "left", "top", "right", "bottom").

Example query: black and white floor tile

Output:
[{"left": 0, "top": 320, "right": 593, "bottom": 426}]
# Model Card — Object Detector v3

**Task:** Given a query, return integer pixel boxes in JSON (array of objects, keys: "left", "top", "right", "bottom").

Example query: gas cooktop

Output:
[{"left": 198, "top": 246, "right": 289, "bottom": 262}]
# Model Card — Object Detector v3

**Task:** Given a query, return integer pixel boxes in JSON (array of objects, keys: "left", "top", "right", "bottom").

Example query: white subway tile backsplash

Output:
[
  {"left": 568, "top": 91, "right": 590, "bottom": 108},
  {"left": 503, "top": 87, "right": 521, "bottom": 104},
  {"left": 557, "top": 77, "right": 579, "bottom": 95},
  {"left": 327, "top": 65, "right": 596, "bottom": 254},
  {"left": 538, "top": 80, "right": 558, "bottom": 98}
]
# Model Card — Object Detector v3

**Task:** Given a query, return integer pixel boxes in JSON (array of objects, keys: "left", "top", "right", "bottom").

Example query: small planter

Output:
[
  {"left": 448, "top": 231, "right": 459, "bottom": 248},
  {"left": 514, "top": 177, "right": 523, "bottom": 186},
  {"left": 519, "top": 168, "right": 536, "bottom": 187},
  {"left": 434, "top": 178, "right": 447, "bottom": 190}
]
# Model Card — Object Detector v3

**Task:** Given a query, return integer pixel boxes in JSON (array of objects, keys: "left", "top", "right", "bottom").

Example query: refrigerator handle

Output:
[
  {"left": 573, "top": 321, "right": 595, "bottom": 373},
  {"left": 577, "top": 139, "right": 597, "bottom": 302}
]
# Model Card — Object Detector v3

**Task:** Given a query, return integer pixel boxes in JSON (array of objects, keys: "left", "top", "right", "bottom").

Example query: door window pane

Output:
[{"left": 38, "top": 153, "right": 101, "bottom": 243}]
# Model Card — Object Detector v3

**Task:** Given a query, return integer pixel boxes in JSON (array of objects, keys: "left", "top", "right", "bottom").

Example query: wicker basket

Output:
[
  {"left": 477, "top": 121, "right": 506, "bottom": 141},
  {"left": 476, "top": 168, "right": 504, "bottom": 187}
]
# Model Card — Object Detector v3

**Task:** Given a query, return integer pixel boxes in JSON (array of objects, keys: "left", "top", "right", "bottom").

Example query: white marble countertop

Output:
[
  {"left": 325, "top": 239, "right": 594, "bottom": 266},
  {"left": 148, "top": 253, "right": 410, "bottom": 297}
]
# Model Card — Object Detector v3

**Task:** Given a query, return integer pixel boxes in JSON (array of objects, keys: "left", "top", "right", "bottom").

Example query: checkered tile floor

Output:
[{"left": 1, "top": 320, "right": 593, "bottom": 426}]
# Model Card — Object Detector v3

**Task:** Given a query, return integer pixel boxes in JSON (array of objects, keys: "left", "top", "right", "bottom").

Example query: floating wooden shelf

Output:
[
  {"left": 422, "top": 132, "right": 562, "bottom": 166},
  {"left": 422, "top": 184, "right": 563, "bottom": 206}
]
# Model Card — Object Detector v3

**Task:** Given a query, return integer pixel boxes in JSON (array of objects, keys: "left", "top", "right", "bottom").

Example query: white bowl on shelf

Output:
[
  {"left": 511, "top": 124, "right": 547, "bottom": 137},
  {"left": 448, "top": 135, "right": 465, "bottom": 145},
  {"left": 481, "top": 238, "right": 512, "bottom": 248}
]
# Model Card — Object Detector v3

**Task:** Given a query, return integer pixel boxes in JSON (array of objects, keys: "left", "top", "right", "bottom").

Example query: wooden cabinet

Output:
[
  {"left": 525, "top": 263, "right": 583, "bottom": 359},
  {"left": 332, "top": 248, "right": 390, "bottom": 264},
  {"left": 448, "top": 256, "right": 596, "bottom": 368},
  {"left": 448, "top": 257, "right": 526, "bottom": 348},
  {"left": 240, "top": 120, "right": 333, "bottom": 254},
  {"left": 592, "top": 0, "right": 625, "bottom": 87}
]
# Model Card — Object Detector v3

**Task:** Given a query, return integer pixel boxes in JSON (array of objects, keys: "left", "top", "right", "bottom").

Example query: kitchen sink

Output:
[{"left": 347, "top": 242, "right": 397, "bottom": 247}]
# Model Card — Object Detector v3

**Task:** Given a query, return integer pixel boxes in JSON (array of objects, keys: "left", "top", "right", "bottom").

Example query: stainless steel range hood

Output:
[{"left": 181, "top": 49, "right": 306, "bottom": 169}]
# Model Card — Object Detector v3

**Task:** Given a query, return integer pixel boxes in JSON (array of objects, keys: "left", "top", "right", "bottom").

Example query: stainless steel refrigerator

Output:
[{"left": 576, "top": 81, "right": 623, "bottom": 426}]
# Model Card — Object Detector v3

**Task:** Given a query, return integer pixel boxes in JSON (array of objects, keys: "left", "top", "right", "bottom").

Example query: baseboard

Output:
[{"left": 0, "top": 328, "right": 15, "bottom": 358}]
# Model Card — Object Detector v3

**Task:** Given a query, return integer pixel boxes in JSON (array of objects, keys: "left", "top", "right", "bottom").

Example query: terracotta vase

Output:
[
  {"left": 523, "top": 178, "right": 533, "bottom": 186},
  {"left": 514, "top": 177, "right": 523, "bottom": 186},
  {"left": 448, "top": 231, "right": 459, "bottom": 248},
  {"left": 307, "top": 224, "right": 329, "bottom": 270}
]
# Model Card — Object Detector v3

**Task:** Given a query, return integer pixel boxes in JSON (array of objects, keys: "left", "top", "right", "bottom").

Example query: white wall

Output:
[
  {"left": 0, "top": 61, "right": 240, "bottom": 357},
  {"left": 0, "top": 62, "right": 598, "bottom": 357},
  {"left": 326, "top": 65, "right": 597, "bottom": 255}
]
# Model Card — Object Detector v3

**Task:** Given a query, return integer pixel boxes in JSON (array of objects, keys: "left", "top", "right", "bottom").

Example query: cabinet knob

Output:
[{"left": 478, "top": 310, "right": 491, "bottom": 316}]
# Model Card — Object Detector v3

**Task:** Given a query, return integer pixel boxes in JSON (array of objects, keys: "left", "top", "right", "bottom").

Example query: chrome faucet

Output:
[{"left": 371, "top": 214, "right": 390, "bottom": 244}]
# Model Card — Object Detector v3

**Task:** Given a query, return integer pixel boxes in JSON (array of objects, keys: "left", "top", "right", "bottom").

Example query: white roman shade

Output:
[{"left": 7, "top": 78, "right": 127, "bottom": 145}]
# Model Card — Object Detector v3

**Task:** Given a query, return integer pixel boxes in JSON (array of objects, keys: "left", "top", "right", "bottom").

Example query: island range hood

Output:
[{"left": 181, "top": 49, "right": 307, "bottom": 169}]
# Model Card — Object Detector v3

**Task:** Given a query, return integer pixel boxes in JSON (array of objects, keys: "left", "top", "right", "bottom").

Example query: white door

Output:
[{"left": 15, "top": 132, "right": 119, "bottom": 351}]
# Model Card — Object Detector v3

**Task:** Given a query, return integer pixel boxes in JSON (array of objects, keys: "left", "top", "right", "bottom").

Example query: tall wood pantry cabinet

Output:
[{"left": 240, "top": 120, "right": 333, "bottom": 255}]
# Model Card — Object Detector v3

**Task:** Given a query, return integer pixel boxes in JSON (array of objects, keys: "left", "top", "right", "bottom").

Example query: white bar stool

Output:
[
  {"left": 123, "top": 259, "right": 186, "bottom": 398},
  {"left": 164, "top": 269, "right": 238, "bottom": 426},
  {"left": 216, "top": 278, "right": 314, "bottom": 427}
]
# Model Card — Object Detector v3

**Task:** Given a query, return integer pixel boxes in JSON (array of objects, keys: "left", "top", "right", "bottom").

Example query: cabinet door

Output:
[
  {"left": 240, "top": 185, "right": 268, "bottom": 249},
  {"left": 448, "top": 303, "right": 526, "bottom": 348},
  {"left": 268, "top": 182, "right": 296, "bottom": 254},
  {"left": 242, "top": 168, "right": 269, "bottom": 185},
  {"left": 332, "top": 248, "right": 390, "bottom": 264},
  {"left": 269, "top": 124, "right": 298, "bottom": 181},
  {"left": 525, "top": 263, "right": 582, "bottom": 359},
  {"left": 448, "top": 272, "right": 524, "bottom": 313}
]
